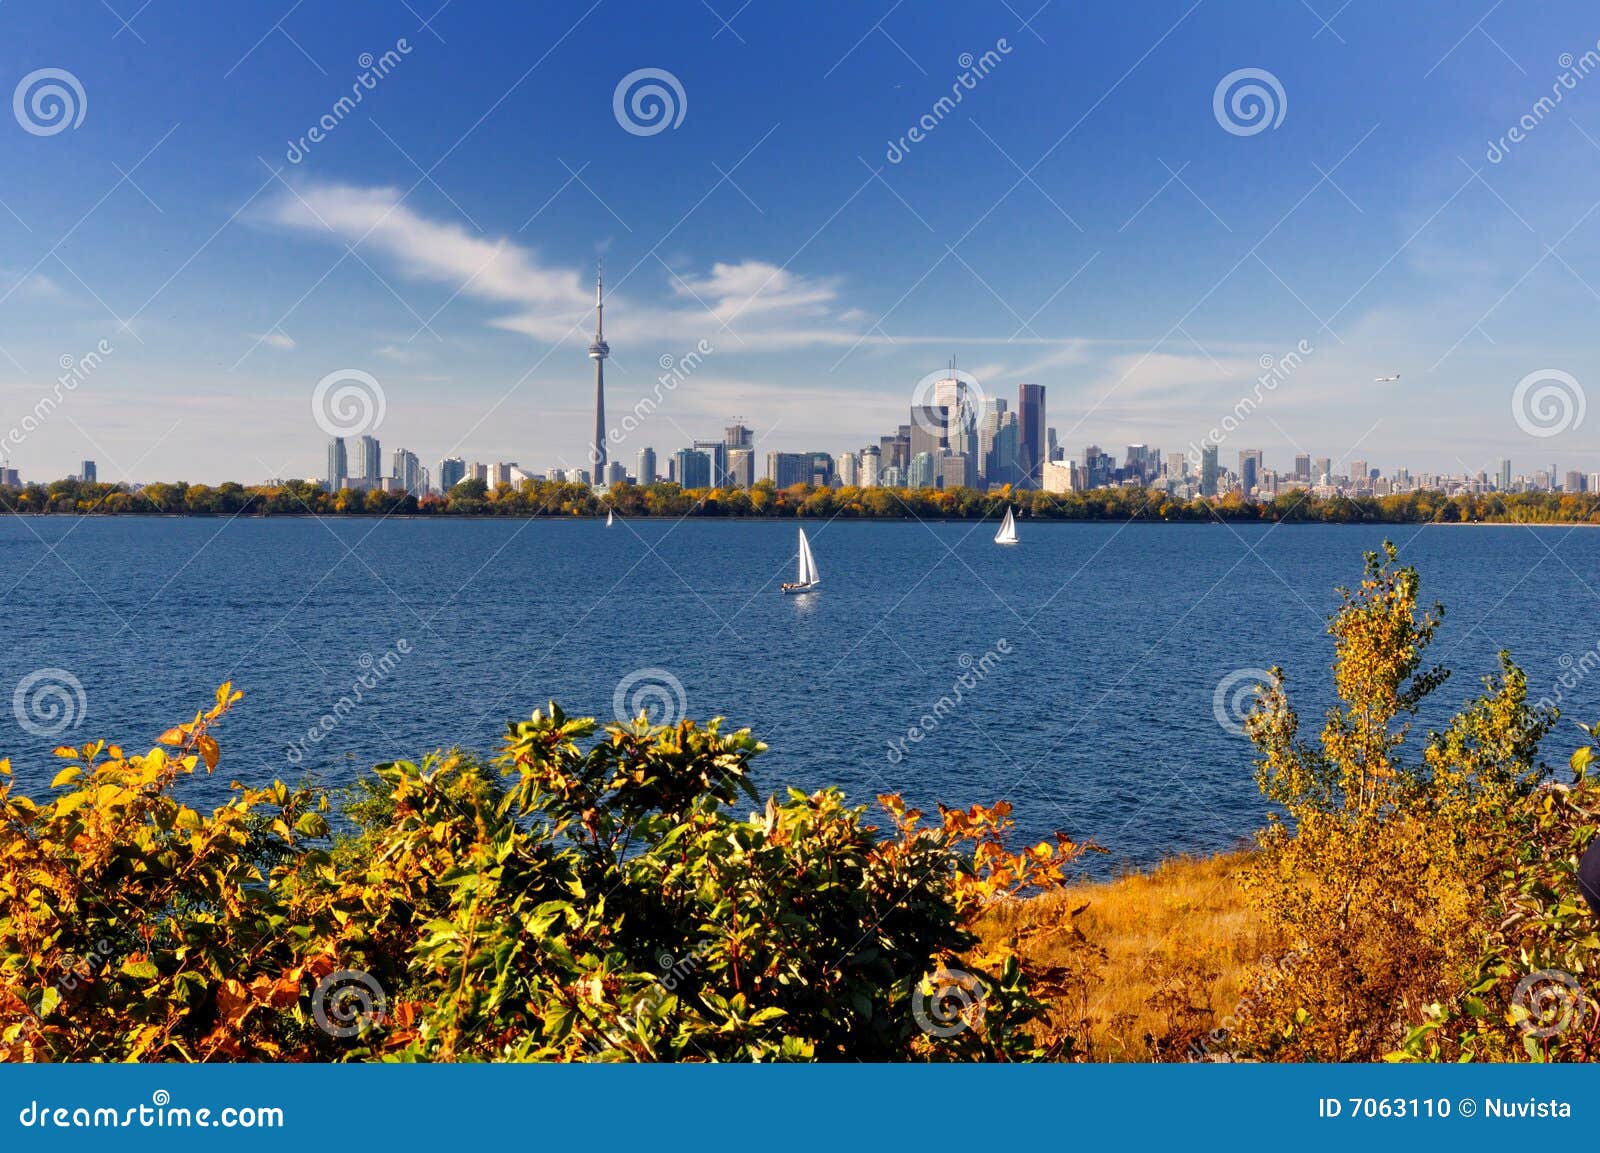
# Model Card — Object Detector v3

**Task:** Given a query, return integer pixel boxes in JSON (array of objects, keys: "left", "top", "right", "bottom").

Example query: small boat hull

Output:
[{"left": 782, "top": 583, "right": 820, "bottom": 595}]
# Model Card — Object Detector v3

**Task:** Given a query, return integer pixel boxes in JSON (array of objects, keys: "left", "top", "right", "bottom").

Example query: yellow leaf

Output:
[
  {"left": 49, "top": 766, "right": 81, "bottom": 789},
  {"left": 197, "top": 734, "right": 220, "bottom": 771}
]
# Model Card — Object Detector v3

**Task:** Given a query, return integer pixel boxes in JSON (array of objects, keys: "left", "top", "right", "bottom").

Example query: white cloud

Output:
[
  {"left": 261, "top": 182, "right": 874, "bottom": 350},
  {"left": 253, "top": 330, "right": 296, "bottom": 350}
]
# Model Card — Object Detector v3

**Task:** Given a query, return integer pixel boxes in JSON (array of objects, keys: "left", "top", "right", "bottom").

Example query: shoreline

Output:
[{"left": 1, "top": 511, "right": 1596, "bottom": 527}]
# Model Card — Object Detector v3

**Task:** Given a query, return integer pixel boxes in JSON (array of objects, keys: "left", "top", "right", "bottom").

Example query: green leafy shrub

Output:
[{"left": 0, "top": 695, "right": 1084, "bottom": 1062}]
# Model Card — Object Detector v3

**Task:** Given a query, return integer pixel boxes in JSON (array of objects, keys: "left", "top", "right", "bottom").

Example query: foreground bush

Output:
[
  {"left": 0, "top": 694, "right": 1087, "bottom": 1061},
  {"left": 1235, "top": 543, "right": 1597, "bottom": 1061}
]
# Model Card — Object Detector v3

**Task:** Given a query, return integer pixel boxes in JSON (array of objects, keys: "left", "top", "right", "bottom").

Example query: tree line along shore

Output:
[{"left": 4, "top": 477, "right": 1600, "bottom": 524}]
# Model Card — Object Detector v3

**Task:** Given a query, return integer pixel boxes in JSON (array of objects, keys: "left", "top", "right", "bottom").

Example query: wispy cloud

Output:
[{"left": 261, "top": 182, "right": 872, "bottom": 351}]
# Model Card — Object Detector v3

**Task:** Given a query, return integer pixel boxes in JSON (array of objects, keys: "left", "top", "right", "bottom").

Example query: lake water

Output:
[{"left": 2, "top": 515, "right": 1595, "bottom": 871}]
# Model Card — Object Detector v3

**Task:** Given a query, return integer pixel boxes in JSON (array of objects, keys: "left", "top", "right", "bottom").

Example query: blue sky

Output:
[{"left": 2, "top": 0, "right": 1599, "bottom": 483}]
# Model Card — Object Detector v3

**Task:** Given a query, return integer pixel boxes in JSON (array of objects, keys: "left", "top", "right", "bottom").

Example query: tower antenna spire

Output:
[{"left": 589, "top": 259, "right": 611, "bottom": 487}]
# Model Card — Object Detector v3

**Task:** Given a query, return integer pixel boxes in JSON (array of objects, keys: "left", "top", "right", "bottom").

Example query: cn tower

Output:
[{"left": 588, "top": 261, "right": 609, "bottom": 486}]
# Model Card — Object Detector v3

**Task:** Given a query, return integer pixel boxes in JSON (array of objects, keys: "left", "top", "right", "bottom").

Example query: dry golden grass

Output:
[{"left": 974, "top": 851, "right": 1284, "bottom": 1060}]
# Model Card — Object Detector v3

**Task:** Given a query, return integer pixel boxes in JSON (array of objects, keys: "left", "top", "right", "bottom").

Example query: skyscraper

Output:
[
  {"left": 881, "top": 428, "right": 910, "bottom": 473},
  {"left": 588, "top": 262, "right": 610, "bottom": 489},
  {"left": 326, "top": 438, "right": 348, "bottom": 493},
  {"left": 933, "top": 368, "right": 979, "bottom": 465},
  {"left": 766, "top": 452, "right": 810, "bottom": 487},
  {"left": 727, "top": 448, "right": 754, "bottom": 488},
  {"left": 674, "top": 448, "right": 710, "bottom": 489},
  {"left": 838, "top": 451, "right": 858, "bottom": 487},
  {"left": 860, "top": 445, "right": 881, "bottom": 488},
  {"left": 988, "top": 411, "right": 1019, "bottom": 488},
  {"left": 391, "top": 448, "right": 422, "bottom": 493},
  {"left": 1017, "top": 383, "right": 1044, "bottom": 488},
  {"left": 438, "top": 457, "right": 465, "bottom": 492},
  {"left": 909, "top": 405, "right": 946, "bottom": 464},
  {"left": 1294, "top": 453, "right": 1311, "bottom": 483},
  {"left": 979, "top": 399, "right": 1012, "bottom": 486},
  {"left": 724, "top": 422, "right": 752, "bottom": 449},
  {"left": 940, "top": 453, "right": 975, "bottom": 490},
  {"left": 694, "top": 439, "right": 729, "bottom": 486},
  {"left": 1238, "top": 450, "right": 1262, "bottom": 495},
  {"left": 908, "top": 451, "right": 936, "bottom": 489},
  {"left": 1314, "top": 457, "right": 1332, "bottom": 485},
  {"left": 637, "top": 447, "right": 657, "bottom": 485},
  {"left": 1499, "top": 458, "right": 1512, "bottom": 491},
  {"left": 357, "top": 435, "right": 381, "bottom": 482},
  {"left": 80, "top": 460, "right": 96, "bottom": 483},
  {"left": 1200, "top": 445, "right": 1219, "bottom": 497}
]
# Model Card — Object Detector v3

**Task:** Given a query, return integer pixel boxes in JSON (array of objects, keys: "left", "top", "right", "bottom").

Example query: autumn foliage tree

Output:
[
  {"left": 0, "top": 695, "right": 1087, "bottom": 1062},
  {"left": 1234, "top": 542, "right": 1564, "bottom": 1060}
]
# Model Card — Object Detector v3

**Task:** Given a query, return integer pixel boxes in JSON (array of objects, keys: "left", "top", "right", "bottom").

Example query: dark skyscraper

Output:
[
  {"left": 909, "top": 405, "right": 946, "bottom": 465},
  {"left": 1017, "top": 383, "right": 1045, "bottom": 488},
  {"left": 1201, "top": 445, "right": 1219, "bottom": 497},
  {"left": 588, "top": 262, "right": 609, "bottom": 488}
]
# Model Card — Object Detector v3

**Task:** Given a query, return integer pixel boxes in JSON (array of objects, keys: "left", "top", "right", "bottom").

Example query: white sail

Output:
[
  {"left": 995, "top": 507, "right": 1019, "bottom": 544},
  {"left": 606, "top": 509, "right": 614, "bottom": 527},
  {"left": 797, "top": 528, "right": 820, "bottom": 585}
]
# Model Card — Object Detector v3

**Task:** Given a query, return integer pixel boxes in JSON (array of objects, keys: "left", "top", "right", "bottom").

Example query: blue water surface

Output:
[{"left": 3, "top": 515, "right": 1596, "bottom": 870}]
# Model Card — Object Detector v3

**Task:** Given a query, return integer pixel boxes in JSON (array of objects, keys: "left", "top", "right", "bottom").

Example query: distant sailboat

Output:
[
  {"left": 994, "top": 506, "right": 1019, "bottom": 545},
  {"left": 782, "top": 527, "right": 821, "bottom": 594},
  {"left": 606, "top": 508, "right": 615, "bottom": 527}
]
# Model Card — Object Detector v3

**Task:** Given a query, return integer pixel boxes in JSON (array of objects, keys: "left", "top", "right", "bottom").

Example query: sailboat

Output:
[
  {"left": 994, "top": 506, "right": 1019, "bottom": 545},
  {"left": 606, "top": 508, "right": 615, "bottom": 527},
  {"left": 781, "top": 527, "right": 821, "bottom": 594}
]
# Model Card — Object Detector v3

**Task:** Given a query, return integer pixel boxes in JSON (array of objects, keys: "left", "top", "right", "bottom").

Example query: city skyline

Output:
[{"left": 3, "top": 3, "right": 1600, "bottom": 484}]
